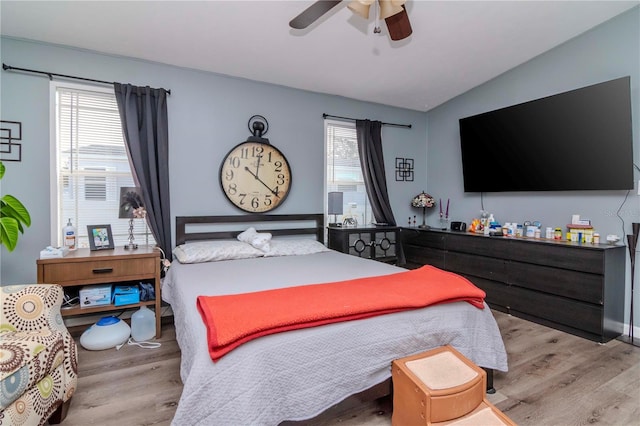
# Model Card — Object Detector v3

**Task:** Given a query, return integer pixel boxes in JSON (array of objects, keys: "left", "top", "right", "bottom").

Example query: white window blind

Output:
[
  {"left": 325, "top": 120, "right": 373, "bottom": 226},
  {"left": 52, "top": 83, "right": 155, "bottom": 248}
]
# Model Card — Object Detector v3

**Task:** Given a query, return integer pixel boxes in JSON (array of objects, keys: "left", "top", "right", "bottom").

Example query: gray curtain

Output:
[
  {"left": 355, "top": 119, "right": 396, "bottom": 226},
  {"left": 114, "top": 83, "right": 172, "bottom": 261}
]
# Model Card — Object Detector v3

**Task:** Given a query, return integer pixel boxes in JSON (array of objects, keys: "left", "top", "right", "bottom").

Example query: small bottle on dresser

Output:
[{"left": 545, "top": 227, "right": 553, "bottom": 239}]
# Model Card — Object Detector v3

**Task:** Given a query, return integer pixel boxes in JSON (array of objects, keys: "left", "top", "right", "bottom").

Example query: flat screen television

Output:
[{"left": 459, "top": 76, "right": 634, "bottom": 192}]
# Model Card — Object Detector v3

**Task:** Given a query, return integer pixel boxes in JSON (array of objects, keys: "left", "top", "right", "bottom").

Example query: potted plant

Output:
[{"left": 0, "top": 161, "right": 31, "bottom": 251}]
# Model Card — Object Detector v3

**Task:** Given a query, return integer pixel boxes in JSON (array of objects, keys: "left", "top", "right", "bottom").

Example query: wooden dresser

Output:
[
  {"left": 37, "top": 246, "right": 162, "bottom": 338},
  {"left": 401, "top": 227, "right": 625, "bottom": 343}
]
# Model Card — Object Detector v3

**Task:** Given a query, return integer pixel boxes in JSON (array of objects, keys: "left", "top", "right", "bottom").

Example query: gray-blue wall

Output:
[
  {"left": 425, "top": 7, "right": 639, "bottom": 333},
  {"left": 0, "top": 36, "right": 427, "bottom": 284}
]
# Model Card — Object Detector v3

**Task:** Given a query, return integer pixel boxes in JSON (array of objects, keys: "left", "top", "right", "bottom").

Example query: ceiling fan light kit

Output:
[
  {"left": 386, "top": 5, "right": 412, "bottom": 41},
  {"left": 291, "top": 0, "right": 412, "bottom": 41},
  {"left": 347, "top": 0, "right": 374, "bottom": 19},
  {"left": 378, "top": 0, "right": 404, "bottom": 20}
]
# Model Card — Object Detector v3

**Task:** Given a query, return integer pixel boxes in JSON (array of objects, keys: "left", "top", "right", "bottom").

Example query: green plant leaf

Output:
[
  {"left": 1, "top": 195, "right": 31, "bottom": 227},
  {"left": 0, "top": 217, "right": 19, "bottom": 252},
  {"left": 0, "top": 206, "right": 26, "bottom": 234},
  {"left": 0, "top": 161, "right": 31, "bottom": 251}
]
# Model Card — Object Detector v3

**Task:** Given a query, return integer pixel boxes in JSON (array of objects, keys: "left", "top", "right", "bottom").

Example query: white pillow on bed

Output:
[
  {"left": 173, "top": 241, "right": 264, "bottom": 264},
  {"left": 237, "top": 227, "right": 272, "bottom": 252},
  {"left": 263, "top": 239, "right": 330, "bottom": 257}
]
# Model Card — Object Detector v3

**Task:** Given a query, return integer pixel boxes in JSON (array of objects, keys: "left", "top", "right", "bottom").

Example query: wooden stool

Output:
[{"left": 392, "top": 345, "right": 516, "bottom": 426}]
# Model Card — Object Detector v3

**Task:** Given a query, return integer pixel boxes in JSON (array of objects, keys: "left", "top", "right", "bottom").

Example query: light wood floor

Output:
[{"left": 58, "top": 312, "right": 640, "bottom": 425}]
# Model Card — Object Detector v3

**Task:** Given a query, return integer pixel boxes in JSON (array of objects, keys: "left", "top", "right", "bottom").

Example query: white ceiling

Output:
[{"left": 1, "top": 1, "right": 638, "bottom": 112}]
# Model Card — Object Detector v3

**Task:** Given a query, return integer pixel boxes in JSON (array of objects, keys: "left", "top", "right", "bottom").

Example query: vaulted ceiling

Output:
[{"left": 1, "top": 1, "right": 637, "bottom": 111}]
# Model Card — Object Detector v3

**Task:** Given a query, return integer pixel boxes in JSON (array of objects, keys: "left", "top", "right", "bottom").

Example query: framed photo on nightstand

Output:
[{"left": 87, "top": 224, "right": 114, "bottom": 251}]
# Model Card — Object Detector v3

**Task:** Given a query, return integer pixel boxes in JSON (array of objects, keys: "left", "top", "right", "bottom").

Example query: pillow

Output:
[
  {"left": 237, "top": 227, "right": 272, "bottom": 252},
  {"left": 173, "top": 241, "right": 264, "bottom": 264},
  {"left": 263, "top": 239, "right": 330, "bottom": 257}
]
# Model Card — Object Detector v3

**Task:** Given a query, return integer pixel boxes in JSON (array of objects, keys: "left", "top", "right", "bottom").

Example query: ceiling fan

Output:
[{"left": 289, "top": 0, "right": 412, "bottom": 41}]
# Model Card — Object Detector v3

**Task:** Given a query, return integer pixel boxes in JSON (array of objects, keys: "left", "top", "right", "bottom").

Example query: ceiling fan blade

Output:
[
  {"left": 289, "top": 1, "right": 343, "bottom": 29},
  {"left": 385, "top": 5, "right": 412, "bottom": 41}
]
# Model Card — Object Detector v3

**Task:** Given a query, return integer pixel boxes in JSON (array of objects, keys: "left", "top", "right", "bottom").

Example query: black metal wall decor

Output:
[
  {"left": 395, "top": 157, "right": 414, "bottom": 181},
  {"left": 0, "top": 120, "right": 22, "bottom": 162}
]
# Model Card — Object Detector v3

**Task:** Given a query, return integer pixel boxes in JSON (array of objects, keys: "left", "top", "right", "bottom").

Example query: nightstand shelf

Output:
[
  {"left": 60, "top": 299, "right": 157, "bottom": 317},
  {"left": 37, "top": 246, "right": 162, "bottom": 339}
]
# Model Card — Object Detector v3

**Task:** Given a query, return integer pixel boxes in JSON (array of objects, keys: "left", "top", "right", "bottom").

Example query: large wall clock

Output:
[{"left": 219, "top": 116, "right": 292, "bottom": 213}]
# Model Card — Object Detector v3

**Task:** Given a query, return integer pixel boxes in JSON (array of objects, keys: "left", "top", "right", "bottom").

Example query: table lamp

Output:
[
  {"left": 119, "top": 187, "right": 145, "bottom": 250},
  {"left": 328, "top": 192, "right": 343, "bottom": 227}
]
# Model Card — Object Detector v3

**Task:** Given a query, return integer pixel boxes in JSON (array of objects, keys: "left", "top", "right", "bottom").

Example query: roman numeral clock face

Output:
[{"left": 219, "top": 141, "right": 292, "bottom": 213}]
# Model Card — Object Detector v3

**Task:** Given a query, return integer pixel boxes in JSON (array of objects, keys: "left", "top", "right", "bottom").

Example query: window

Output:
[
  {"left": 51, "top": 82, "right": 154, "bottom": 248},
  {"left": 325, "top": 120, "right": 373, "bottom": 226}
]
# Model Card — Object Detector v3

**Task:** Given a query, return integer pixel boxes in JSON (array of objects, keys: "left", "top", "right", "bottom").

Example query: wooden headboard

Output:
[{"left": 175, "top": 214, "right": 325, "bottom": 246}]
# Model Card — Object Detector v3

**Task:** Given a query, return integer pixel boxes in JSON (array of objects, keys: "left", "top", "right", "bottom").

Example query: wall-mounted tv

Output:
[{"left": 459, "top": 76, "right": 634, "bottom": 192}]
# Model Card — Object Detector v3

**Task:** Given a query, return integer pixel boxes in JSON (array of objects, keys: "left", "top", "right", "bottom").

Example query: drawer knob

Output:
[{"left": 92, "top": 267, "right": 113, "bottom": 274}]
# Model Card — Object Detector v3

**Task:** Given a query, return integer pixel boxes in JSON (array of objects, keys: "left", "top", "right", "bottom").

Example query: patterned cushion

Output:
[
  {"left": 1, "top": 363, "right": 67, "bottom": 426},
  {"left": 0, "top": 329, "right": 65, "bottom": 410},
  {"left": 0, "top": 284, "right": 78, "bottom": 425}
]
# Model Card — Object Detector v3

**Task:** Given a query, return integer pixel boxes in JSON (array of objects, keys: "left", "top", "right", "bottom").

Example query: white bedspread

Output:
[{"left": 162, "top": 250, "right": 507, "bottom": 426}]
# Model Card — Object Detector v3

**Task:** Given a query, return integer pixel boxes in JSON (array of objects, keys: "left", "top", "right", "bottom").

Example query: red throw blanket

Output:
[{"left": 196, "top": 265, "right": 485, "bottom": 362}]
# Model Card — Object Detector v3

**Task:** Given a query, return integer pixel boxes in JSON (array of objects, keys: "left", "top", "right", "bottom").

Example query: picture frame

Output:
[{"left": 87, "top": 224, "right": 115, "bottom": 251}]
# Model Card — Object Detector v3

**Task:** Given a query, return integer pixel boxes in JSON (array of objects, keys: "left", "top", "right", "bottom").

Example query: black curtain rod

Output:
[
  {"left": 322, "top": 113, "right": 411, "bottom": 129},
  {"left": 2, "top": 63, "right": 171, "bottom": 95}
]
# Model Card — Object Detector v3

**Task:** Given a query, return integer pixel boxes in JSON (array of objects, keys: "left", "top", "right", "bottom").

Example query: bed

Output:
[{"left": 162, "top": 214, "right": 508, "bottom": 425}]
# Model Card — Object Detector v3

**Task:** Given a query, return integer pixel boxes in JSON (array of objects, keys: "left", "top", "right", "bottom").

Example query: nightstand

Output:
[
  {"left": 36, "top": 246, "right": 162, "bottom": 338},
  {"left": 327, "top": 225, "right": 399, "bottom": 264}
]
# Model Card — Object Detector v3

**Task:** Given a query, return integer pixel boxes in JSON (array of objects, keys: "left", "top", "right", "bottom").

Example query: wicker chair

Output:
[{"left": 0, "top": 284, "right": 78, "bottom": 425}]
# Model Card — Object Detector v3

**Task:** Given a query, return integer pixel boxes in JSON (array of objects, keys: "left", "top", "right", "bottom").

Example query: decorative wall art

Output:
[
  {"left": 1, "top": 120, "right": 22, "bottom": 162},
  {"left": 395, "top": 157, "right": 414, "bottom": 181}
]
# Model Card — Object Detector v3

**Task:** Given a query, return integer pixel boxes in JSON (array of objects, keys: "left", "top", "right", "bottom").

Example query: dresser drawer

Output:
[{"left": 40, "top": 257, "right": 156, "bottom": 285}]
